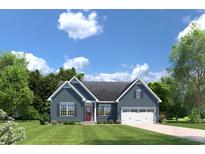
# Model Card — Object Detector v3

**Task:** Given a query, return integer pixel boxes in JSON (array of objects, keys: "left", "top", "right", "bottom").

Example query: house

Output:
[{"left": 48, "top": 76, "right": 161, "bottom": 125}]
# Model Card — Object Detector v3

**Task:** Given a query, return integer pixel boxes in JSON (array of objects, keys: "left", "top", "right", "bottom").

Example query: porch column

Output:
[{"left": 94, "top": 102, "right": 96, "bottom": 122}]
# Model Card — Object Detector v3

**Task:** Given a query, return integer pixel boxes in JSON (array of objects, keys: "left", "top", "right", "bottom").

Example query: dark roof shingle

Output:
[{"left": 82, "top": 81, "right": 130, "bottom": 101}]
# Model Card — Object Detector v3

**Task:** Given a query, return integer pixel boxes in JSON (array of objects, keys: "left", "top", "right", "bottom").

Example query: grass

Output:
[
  {"left": 7, "top": 120, "right": 199, "bottom": 145},
  {"left": 164, "top": 120, "right": 205, "bottom": 130}
]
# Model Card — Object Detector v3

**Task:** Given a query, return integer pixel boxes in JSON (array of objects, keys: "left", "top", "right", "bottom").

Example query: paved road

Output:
[{"left": 128, "top": 124, "right": 205, "bottom": 144}]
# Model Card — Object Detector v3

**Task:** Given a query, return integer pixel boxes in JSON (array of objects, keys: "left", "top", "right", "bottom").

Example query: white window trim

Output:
[
  {"left": 48, "top": 81, "right": 86, "bottom": 102},
  {"left": 121, "top": 107, "right": 156, "bottom": 113},
  {"left": 115, "top": 78, "right": 162, "bottom": 103},
  {"left": 69, "top": 76, "right": 99, "bottom": 101},
  {"left": 136, "top": 88, "right": 142, "bottom": 99},
  {"left": 59, "top": 102, "right": 75, "bottom": 117},
  {"left": 98, "top": 104, "right": 111, "bottom": 116}
]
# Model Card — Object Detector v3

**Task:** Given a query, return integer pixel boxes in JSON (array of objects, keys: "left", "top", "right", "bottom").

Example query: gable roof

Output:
[
  {"left": 47, "top": 81, "right": 86, "bottom": 101},
  {"left": 70, "top": 76, "right": 99, "bottom": 101},
  {"left": 48, "top": 76, "right": 162, "bottom": 103},
  {"left": 82, "top": 81, "right": 129, "bottom": 101},
  {"left": 115, "top": 78, "right": 162, "bottom": 102}
]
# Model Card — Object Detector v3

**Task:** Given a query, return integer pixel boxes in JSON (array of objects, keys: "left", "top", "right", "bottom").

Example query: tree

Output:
[
  {"left": 28, "top": 70, "right": 50, "bottom": 115},
  {"left": 0, "top": 109, "right": 25, "bottom": 145},
  {"left": 28, "top": 67, "right": 84, "bottom": 116},
  {"left": 148, "top": 81, "right": 170, "bottom": 115},
  {"left": 0, "top": 52, "right": 36, "bottom": 119},
  {"left": 169, "top": 25, "right": 205, "bottom": 121},
  {"left": 168, "top": 79, "right": 188, "bottom": 121}
]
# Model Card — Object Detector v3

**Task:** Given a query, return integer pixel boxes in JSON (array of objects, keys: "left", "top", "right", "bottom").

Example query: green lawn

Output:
[
  {"left": 164, "top": 121, "right": 205, "bottom": 130},
  {"left": 7, "top": 121, "right": 199, "bottom": 145}
]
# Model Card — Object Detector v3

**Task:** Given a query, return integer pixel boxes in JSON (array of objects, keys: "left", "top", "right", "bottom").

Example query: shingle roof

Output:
[
  {"left": 57, "top": 80, "right": 134, "bottom": 101},
  {"left": 82, "top": 81, "right": 130, "bottom": 101}
]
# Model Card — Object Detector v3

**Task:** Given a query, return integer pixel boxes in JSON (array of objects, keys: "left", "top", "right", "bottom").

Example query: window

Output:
[
  {"left": 122, "top": 109, "right": 130, "bottom": 112},
  {"left": 60, "top": 102, "right": 75, "bottom": 116},
  {"left": 131, "top": 109, "right": 138, "bottom": 112},
  {"left": 139, "top": 109, "right": 146, "bottom": 112},
  {"left": 147, "top": 109, "right": 154, "bottom": 112},
  {"left": 98, "top": 104, "right": 111, "bottom": 116},
  {"left": 136, "top": 88, "right": 143, "bottom": 99}
]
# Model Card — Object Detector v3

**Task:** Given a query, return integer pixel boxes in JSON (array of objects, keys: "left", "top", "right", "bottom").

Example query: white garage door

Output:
[{"left": 121, "top": 108, "right": 156, "bottom": 125}]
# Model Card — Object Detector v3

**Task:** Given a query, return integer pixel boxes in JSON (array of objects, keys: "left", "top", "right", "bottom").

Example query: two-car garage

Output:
[{"left": 121, "top": 107, "right": 156, "bottom": 125}]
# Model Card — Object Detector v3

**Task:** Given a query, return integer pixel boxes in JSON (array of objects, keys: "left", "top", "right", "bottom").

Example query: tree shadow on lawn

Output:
[{"left": 83, "top": 138, "right": 199, "bottom": 145}]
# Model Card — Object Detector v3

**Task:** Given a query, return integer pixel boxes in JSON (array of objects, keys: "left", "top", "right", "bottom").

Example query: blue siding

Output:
[
  {"left": 50, "top": 79, "right": 160, "bottom": 123},
  {"left": 117, "top": 80, "right": 159, "bottom": 122},
  {"left": 51, "top": 83, "right": 84, "bottom": 122},
  {"left": 96, "top": 103, "right": 117, "bottom": 121}
]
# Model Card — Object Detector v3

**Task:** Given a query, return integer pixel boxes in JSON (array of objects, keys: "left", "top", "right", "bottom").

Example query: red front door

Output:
[{"left": 85, "top": 106, "right": 92, "bottom": 121}]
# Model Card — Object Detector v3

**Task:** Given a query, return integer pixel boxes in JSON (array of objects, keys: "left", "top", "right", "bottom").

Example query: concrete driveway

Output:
[{"left": 128, "top": 124, "right": 205, "bottom": 144}]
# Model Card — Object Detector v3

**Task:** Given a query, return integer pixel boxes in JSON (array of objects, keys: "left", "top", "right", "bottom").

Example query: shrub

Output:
[
  {"left": 19, "top": 106, "right": 40, "bottom": 120},
  {"left": 74, "top": 120, "right": 81, "bottom": 125},
  {"left": 63, "top": 120, "right": 81, "bottom": 125},
  {"left": 159, "top": 113, "right": 166, "bottom": 123},
  {"left": 115, "top": 120, "right": 121, "bottom": 124},
  {"left": 39, "top": 113, "right": 50, "bottom": 125},
  {"left": 108, "top": 120, "right": 114, "bottom": 124},
  {"left": 68, "top": 121, "right": 75, "bottom": 125},
  {"left": 189, "top": 108, "right": 201, "bottom": 123},
  {"left": 200, "top": 111, "right": 205, "bottom": 119},
  {"left": 97, "top": 121, "right": 103, "bottom": 124},
  {"left": 44, "top": 121, "right": 49, "bottom": 125},
  {"left": 51, "top": 120, "right": 58, "bottom": 125},
  {"left": 39, "top": 119, "right": 45, "bottom": 125},
  {"left": 102, "top": 120, "right": 108, "bottom": 124},
  {"left": 63, "top": 121, "right": 69, "bottom": 125},
  {"left": 0, "top": 109, "right": 25, "bottom": 144}
]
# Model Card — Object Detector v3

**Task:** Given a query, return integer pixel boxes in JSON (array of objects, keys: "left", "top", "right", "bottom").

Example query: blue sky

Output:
[{"left": 0, "top": 9, "right": 204, "bottom": 82}]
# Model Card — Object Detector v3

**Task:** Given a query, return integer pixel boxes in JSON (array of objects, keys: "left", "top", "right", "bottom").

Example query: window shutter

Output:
[
  {"left": 141, "top": 90, "right": 143, "bottom": 98},
  {"left": 75, "top": 103, "right": 77, "bottom": 117},
  {"left": 58, "top": 103, "right": 60, "bottom": 117}
]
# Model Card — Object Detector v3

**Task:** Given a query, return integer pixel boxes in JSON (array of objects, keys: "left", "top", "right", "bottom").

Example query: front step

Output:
[{"left": 81, "top": 121, "right": 96, "bottom": 125}]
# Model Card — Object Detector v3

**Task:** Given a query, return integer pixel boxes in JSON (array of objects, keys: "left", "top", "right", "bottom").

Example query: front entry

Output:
[{"left": 85, "top": 104, "right": 92, "bottom": 121}]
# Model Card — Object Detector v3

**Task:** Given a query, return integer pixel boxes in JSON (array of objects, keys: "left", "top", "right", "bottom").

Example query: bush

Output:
[
  {"left": 63, "top": 121, "right": 69, "bottom": 125},
  {"left": 18, "top": 106, "right": 40, "bottom": 120},
  {"left": 159, "top": 113, "right": 167, "bottom": 123},
  {"left": 189, "top": 108, "right": 201, "bottom": 123},
  {"left": 102, "top": 120, "right": 107, "bottom": 124},
  {"left": 74, "top": 120, "right": 81, "bottom": 125},
  {"left": 0, "top": 109, "right": 25, "bottom": 144},
  {"left": 108, "top": 120, "right": 114, "bottom": 124},
  {"left": 200, "top": 111, "right": 205, "bottom": 119},
  {"left": 115, "top": 120, "right": 121, "bottom": 124},
  {"left": 97, "top": 121, "right": 103, "bottom": 124},
  {"left": 39, "top": 113, "right": 50, "bottom": 125},
  {"left": 44, "top": 121, "right": 49, "bottom": 125},
  {"left": 51, "top": 120, "right": 58, "bottom": 125},
  {"left": 39, "top": 119, "right": 45, "bottom": 125}
]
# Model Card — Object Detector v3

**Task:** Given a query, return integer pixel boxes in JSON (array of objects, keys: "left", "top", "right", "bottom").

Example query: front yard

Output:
[
  {"left": 9, "top": 121, "right": 199, "bottom": 145},
  {"left": 164, "top": 121, "right": 205, "bottom": 130}
]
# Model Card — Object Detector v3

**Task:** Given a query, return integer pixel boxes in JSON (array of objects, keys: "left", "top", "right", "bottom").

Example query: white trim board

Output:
[
  {"left": 47, "top": 80, "right": 86, "bottom": 101},
  {"left": 115, "top": 78, "right": 162, "bottom": 103},
  {"left": 70, "top": 76, "right": 99, "bottom": 101}
]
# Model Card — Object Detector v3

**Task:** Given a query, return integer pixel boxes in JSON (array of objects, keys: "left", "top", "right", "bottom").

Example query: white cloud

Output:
[
  {"left": 10, "top": 51, "right": 166, "bottom": 82},
  {"left": 85, "top": 72, "right": 131, "bottom": 82},
  {"left": 63, "top": 56, "right": 89, "bottom": 71},
  {"left": 85, "top": 63, "right": 166, "bottom": 82},
  {"left": 178, "top": 13, "right": 205, "bottom": 39},
  {"left": 131, "top": 63, "right": 149, "bottom": 79},
  {"left": 11, "top": 51, "right": 53, "bottom": 75},
  {"left": 58, "top": 10, "right": 103, "bottom": 40}
]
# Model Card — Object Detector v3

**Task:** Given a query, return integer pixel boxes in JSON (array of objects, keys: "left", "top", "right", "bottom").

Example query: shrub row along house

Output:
[{"left": 48, "top": 76, "right": 161, "bottom": 124}]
